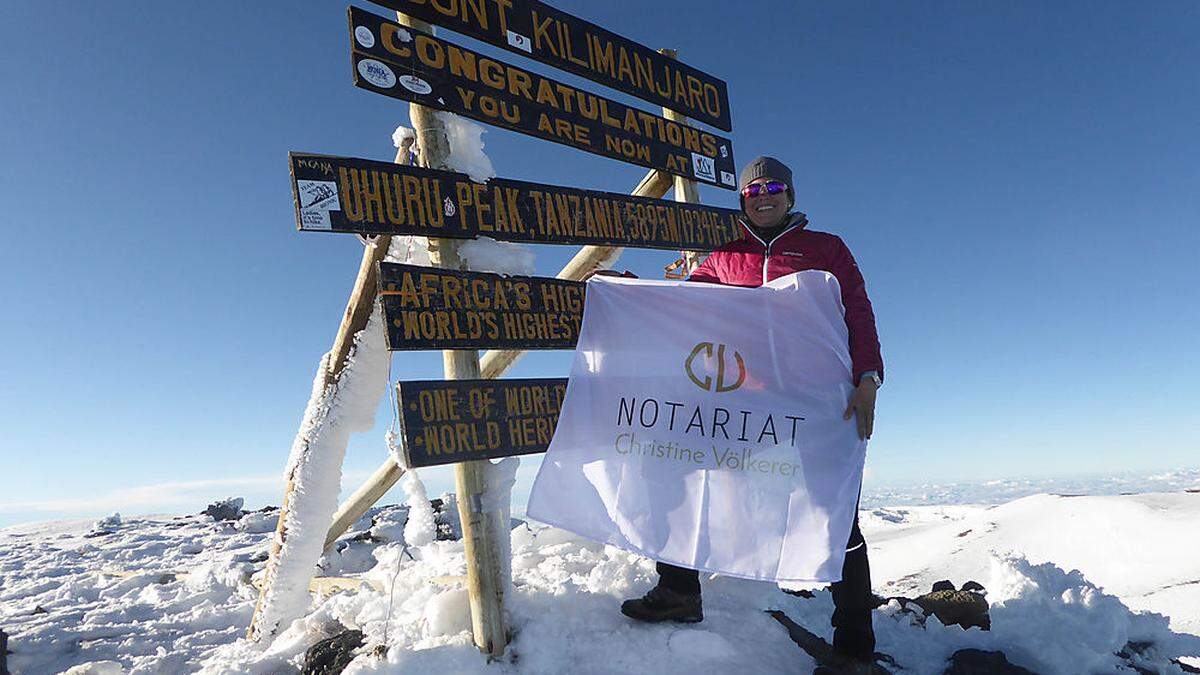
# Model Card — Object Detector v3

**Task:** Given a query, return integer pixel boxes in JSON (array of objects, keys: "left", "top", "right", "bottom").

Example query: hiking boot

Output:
[{"left": 620, "top": 585, "right": 703, "bottom": 623}]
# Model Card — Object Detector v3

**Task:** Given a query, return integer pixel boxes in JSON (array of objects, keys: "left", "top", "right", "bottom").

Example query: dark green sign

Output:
[
  {"left": 396, "top": 377, "right": 568, "bottom": 467},
  {"left": 378, "top": 262, "right": 585, "bottom": 351},
  {"left": 349, "top": 7, "right": 737, "bottom": 190},
  {"left": 291, "top": 152, "right": 743, "bottom": 250},
  {"left": 367, "top": 0, "right": 733, "bottom": 131}
]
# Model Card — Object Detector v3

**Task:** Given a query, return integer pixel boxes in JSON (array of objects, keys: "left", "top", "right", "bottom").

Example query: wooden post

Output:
[
  {"left": 323, "top": 458, "right": 404, "bottom": 551},
  {"left": 320, "top": 167, "right": 674, "bottom": 551},
  {"left": 246, "top": 140, "right": 411, "bottom": 641},
  {"left": 396, "top": 12, "right": 509, "bottom": 658},
  {"left": 659, "top": 49, "right": 706, "bottom": 276}
]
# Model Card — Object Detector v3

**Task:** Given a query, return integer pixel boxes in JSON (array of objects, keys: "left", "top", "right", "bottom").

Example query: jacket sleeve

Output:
[
  {"left": 829, "top": 236, "right": 884, "bottom": 384},
  {"left": 687, "top": 252, "right": 723, "bottom": 284}
]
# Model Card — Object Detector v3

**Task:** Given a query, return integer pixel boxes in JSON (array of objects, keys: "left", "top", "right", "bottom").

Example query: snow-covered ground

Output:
[{"left": 2, "top": 491, "right": 1198, "bottom": 674}]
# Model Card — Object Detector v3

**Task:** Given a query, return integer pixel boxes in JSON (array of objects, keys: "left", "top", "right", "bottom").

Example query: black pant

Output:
[{"left": 655, "top": 510, "right": 874, "bottom": 633}]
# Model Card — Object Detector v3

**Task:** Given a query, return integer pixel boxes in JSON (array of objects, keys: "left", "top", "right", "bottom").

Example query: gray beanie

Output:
[{"left": 738, "top": 155, "right": 794, "bottom": 210}]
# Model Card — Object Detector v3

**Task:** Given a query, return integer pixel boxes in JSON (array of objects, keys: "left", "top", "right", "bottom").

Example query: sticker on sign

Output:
[
  {"left": 506, "top": 30, "right": 532, "bottom": 53},
  {"left": 354, "top": 25, "right": 375, "bottom": 49},
  {"left": 720, "top": 171, "right": 736, "bottom": 187},
  {"left": 398, "top": 74, "right": 432, "bottom": 94},
  {"left": 692, "top": 153, "right": 716, "bottom": 182},
  {"left": 297, "top": 180, "right": 340, "bottom": 230},
  {"left": 357, "top": 59, "right": 396, "bottom": 88}
]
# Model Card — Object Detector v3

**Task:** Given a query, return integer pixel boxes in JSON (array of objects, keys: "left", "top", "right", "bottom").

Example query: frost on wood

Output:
[
  {"left": 441, "top": 113, "right": 496, "bottom": 183},
  {"left": 459, "top": 238, "right": 535, "bottom": 275},
  {"left": 384, "top": 235, "right": 431, "bottom": 267},
  {"left": 251, "top": 306, "right": 390, "bottom": 642},
  {"left": 395, "top": 113, "right": 495, "bottom": 184},
  {"left": 483, "top": 457, "right": 520, "bottom": 594},
  {"left": 401, "top": 470, "right": 437, "bottom": 549},
  {"left": 391, "top": 125, "right": 416, "bottom": 154}
]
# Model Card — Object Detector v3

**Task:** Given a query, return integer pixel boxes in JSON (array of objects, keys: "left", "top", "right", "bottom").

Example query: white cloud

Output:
[{"left": 0, "top": 469, "right": 375, "bottom": 524}]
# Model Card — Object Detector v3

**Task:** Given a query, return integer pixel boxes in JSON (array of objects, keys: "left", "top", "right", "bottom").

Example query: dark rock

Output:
[
  {"left": 435, "top": 521, "right": 458, "bottom": 541},
  {"left": 913, "top": 589, "right": 990, "bottom": 630},
  {"left": 931, "top": 580, "right": 956, "bottom": 593},
  {"left": 869, "top": 593, "right": 897, "bottom": 610},
  {"left": 1116, "top": 640, "right": 1174, "bottom": 675},
  {"left": 782, "top": 588, "right": 815, "bottom": 598},
  {"left": 257, "top": 505, "right": 280, "bottom": 512},
  {"left": 961, "top": 580, "right": 986, "bottom": 594},
  {"left": 32, "top": 606, "right": 47, "bottom": 615},
  {"left": 881, "top": 596, "right": 925, "bottom": 625},
  {"left": 1, "top": 628, "right": 9, "bottom": 675},
  {"left": 943, "top": 649, "right": 1036, "bottom": 674},
  {"left": 432, "top": 497, "right": 462, "bottom": 541},
  {"left": 204, "top": 497, "right": 245, "bottom": 521},
  {"left": 302, "top": 629, "right": 364, "bottom": 675},
  {"left": 83, "top": 530, "right": 114, "bottom": 539}
]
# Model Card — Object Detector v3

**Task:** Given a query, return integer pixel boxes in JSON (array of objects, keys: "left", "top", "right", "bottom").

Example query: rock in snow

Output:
[
  {"left": 943, "top": 649, "right": 1035, "bottom": 674},
  {"left": 203, "top": 497, "right": 245, "bottom": 522},
  {"left": 302, "top": 629, "right": 364, "bottom": 675},
  {"left": 92, "top": 512, "right": 121, "bottom": 531}
]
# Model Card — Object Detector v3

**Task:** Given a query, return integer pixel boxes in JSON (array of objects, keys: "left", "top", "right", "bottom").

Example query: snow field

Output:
[
  {"left": 3, "top": 491, "right": 1199, "bottom": 673},
  {"left": 862, "top": 492, "right": 1200, "bottom": 636}
]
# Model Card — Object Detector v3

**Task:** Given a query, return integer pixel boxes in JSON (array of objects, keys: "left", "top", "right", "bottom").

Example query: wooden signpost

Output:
[
  {"left": 319, "top": 169, "right": 673, "bottom": 557},
  {"left": 291, "top": 152, "right": 743, "bottom": 249},
  {"left": 395, "top": 377, "right": 568, "bottom": 467},
  {"left": 365, "top": 0, "right": 733, "bottom": 131},
  {"left": 256, "top": 0, "right": 733, "bottom": 660},
  {"left": 349, "top": 7, "right": 737, "bottom": 189}
]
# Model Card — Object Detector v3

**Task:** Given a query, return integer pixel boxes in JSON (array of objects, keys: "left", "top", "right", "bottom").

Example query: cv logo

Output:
[{"left": 685, "top": 342, "right": 746, "bottom": 393}]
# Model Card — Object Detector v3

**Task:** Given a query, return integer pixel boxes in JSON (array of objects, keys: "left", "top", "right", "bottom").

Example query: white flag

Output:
[{"left": 526, "top": 271, "right": 866, "bottom": 584}]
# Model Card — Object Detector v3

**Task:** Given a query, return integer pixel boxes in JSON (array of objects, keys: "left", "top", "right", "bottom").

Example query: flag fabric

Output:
[{"left": 526, "top": 271, "right": 867, "bottom": 584}]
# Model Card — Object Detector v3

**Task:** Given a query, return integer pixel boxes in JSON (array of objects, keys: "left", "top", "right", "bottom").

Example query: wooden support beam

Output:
[
  {"left": 430, "top": 243, "right": 509, "bottom": 658},
  {"left": 323, "top": 457, "right": 405, "bottom": 552},
  {"left": 394, "top": 13, "right": 509, "bottom": 659},
  {"left": 321, "top": 167, "right": 674, "bottom": 550},
  {"left": 246, "top": 139, "right": 410, "bottom": 641},
  {"left": 659, "top": 49, "right": 707, "bottom": 276}
]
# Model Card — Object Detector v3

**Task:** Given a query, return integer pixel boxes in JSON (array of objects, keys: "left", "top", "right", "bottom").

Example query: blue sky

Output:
[{"left": 1, "top": 1, "right": 1197, "bottom": 526}]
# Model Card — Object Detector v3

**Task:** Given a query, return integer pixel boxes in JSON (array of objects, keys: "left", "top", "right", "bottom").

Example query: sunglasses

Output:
[{"left": 740, "top": 180, "right": 788, "bottom": 198}]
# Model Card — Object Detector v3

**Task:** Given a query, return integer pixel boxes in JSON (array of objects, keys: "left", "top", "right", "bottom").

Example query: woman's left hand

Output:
[{"left": 843, "top": 379, "right": 878, "bottom": 440}]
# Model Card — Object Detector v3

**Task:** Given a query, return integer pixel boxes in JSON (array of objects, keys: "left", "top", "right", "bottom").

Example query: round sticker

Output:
[
  {"left": 354, "top": 26, "right": 375, "bottom": 49},
  {"left": 357, "top": 59, "right": 396, "bottom": 89},
  {"left": 399, "top": 75, "right": 433, "bottom": 95}
]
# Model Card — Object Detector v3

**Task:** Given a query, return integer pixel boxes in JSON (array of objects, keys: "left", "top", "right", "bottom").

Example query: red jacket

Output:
[{"left": 688, "top": 214, "right": 884, "bottom": 385}]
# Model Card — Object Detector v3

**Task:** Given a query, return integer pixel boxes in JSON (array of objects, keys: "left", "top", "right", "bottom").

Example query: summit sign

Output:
[
  {"left": 348, "top": 7, "right": 737, "bottom": 189},
  {"left": 368, "top": 0, "right": 733, "bottom": 131},
  {"left": 290, "top": 153, "right": 743, "bottom": 249}
]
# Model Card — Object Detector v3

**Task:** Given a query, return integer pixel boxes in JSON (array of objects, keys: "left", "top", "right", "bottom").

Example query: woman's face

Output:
[{"left": 743, "top": 178, "right": 791, "bottom": 228}]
